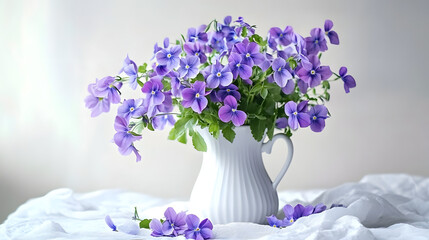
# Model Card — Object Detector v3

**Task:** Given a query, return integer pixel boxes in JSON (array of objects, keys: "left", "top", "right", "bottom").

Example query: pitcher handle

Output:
[{"left": 261, "top": 133, "right": 294, "bottom": 190}]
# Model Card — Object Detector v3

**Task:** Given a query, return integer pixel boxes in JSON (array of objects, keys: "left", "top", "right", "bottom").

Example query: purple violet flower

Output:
[
  {"left": 169, "top": 71, "right": 184, "bottom": 97},
  {"left": 267, "top": 215, "right": 285, "bottom": 228},
  {"left": 93, "top": 76, "right": 122, "bottom": 104},
  {"left": 324, "top": 20, "right": 339, "bottom": 45},
  {"left": 339, "top": 66, "right": 356, "bottom": 93},
  {"left": 206, "top": 61, "right": 233, "bottom": 88},
  {"left": 105, "top": 215, "right": 117, "bottom": 231},
  {"left": 182, "top": 81, "right": 208, "bottom": 114},
  {"left": 228, "top": 53, "right": 252, "bottom": 80},
  {"left": 308, "top": 105, "right": 328, "bottom": 132},
  {"left": 184, "top": 214, "right": 213, "bottom": 240},
  {"left": 178, "top": 56, "right": 200, "bottom": 80},
  {"left": 281, "top": 79, "right": 295, "bottom": 95},
  {"left": 85, "top": 83, "right": 111, "bottom": 117},
  {"left": 313, "top": 203, "right": 327, "bottom": 214},
  {"left": 305, "top": 28, "right": 328, "bottom": 55},
  {"left": 150, "top": 218, "right": 169, "bottom": 237},
  {"left": 232, "top": 39, "right": 264, "bottom": 67},
  {"left": 161, "top": 207, "right": 187, "bottom": 236},
  {"left": 218, "top": 96, "right": 247, "bottom": 126},
  {"left": 275, "top": 117, "right": 288, "bottom": 129},
  {"left": 217, "top": 84, "right": 241, "bottom": 101},
  {"left": 141, "top": 79, "right": 165, "bottom": 117},
  {"left": 153, "top": 115, "right": 176, "bottom": 131},
  {"left": 210, "top": 32, "right": 227, "bottom": 52},
  {"left": 113, "top": 116, "right": 141, "bottom": 162},
  {"left": 156, "top": 45, "right": 182, "bottom": 70},
  {"left": 119, "top": 55, "right": 138, "bottom": 90},
  {"left": 292, "top": 204, "right": 315, "bottom": 220},
  {"left": 284, "top": 101, "right": 311, "bottom": 130},
  {"left": 296, "top": 55, "right": 332, "bottom": 88},
  {"left": 184, "top": 42, "right": 207, "bottom": 63},
  {"left": 269, "top": 26, "right": 294, "bottom": 46},
  {"left": 272, "top": 58, "right": 293, "bottom": 88},
  {"left": 187, "top": 25, "right": 208, "bottom": 44},
  {"left": 117, "top": 99, "right": 146, "bottom": 120}
]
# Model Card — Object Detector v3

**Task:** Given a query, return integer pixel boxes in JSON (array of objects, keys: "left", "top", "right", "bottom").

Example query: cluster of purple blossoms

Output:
[
  {"left": 267, "top": 203, "right": 327, "bottom": 228},
  {"left": 150, "top": 207, "right": 213, "bottom": 240},
  {"left": 86, "top": 16, "right": 356, "bottom": 158}
]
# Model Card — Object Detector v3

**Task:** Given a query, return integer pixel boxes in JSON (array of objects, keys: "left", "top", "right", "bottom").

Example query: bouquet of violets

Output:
[{"left": 85, "top": 16, "right": 356, "bottom": 161}]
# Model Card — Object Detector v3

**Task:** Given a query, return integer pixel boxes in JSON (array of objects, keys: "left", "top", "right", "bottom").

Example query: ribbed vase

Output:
[{"left": 190, "top": 126, "right": 293, "bottom": 224}]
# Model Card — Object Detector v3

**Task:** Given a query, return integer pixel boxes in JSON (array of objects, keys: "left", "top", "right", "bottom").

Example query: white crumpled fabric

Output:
[{"left": 1, "top": 174, "right": 429, "bottom": 240}]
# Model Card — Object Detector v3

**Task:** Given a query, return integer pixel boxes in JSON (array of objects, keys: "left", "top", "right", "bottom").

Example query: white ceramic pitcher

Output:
[{"left": 190, "top": 126, "right": 294, "bottom": 224}]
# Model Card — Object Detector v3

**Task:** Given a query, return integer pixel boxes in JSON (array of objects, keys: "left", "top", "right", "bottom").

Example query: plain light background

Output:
[{"left": 1, "top": 0, "right": 429, "bottom": 223}]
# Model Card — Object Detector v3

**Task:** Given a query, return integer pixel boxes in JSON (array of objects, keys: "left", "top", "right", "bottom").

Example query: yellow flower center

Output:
[
  {"left": 236, "top": 63, "right": 241, "bottom": 67},
  {"left": 130, "top": 107, "right": 135, "bottom": 112},
  {"left": 290, "top": 219, "right": 294, "bottom": 223},
  {"left": 151, "top": 90, "right": 155, "bottom": 95},
  {"left": 246, "top": 53, "right": 250, "bottom": 58},
  {"left": 273, "top": 224, "right": 277, "bottom": 228},
  {"left": 293, "top": 111, "right": 298, "bottom": 115},
  {"left": 315, "top": 40, "right": 319, "bottom": 44},
  {"left": 109, "top": 84, "right": 113, "bottom": 88},
  {"left": 196, "top": 227, "right": 200, "bottom": 231},
  {"left": 216, "top": 72, "right": 221, "bottom": 77},
  {"left": 234, "top": 35, "right": 238, "bottom": 40},
  {"left": 313, "top": 116, "right": 317, "bottom": 120},
  {"left": 280, "top": 33, "right": 283, "bottom": 37},
  {"left": 195, "top": 52, "right": 199, "bottom": 56},
  {"left": 226, "top": 89, "right": 230, "bottom": 92},
  {"left": 195, "top": 93, "right": 200, "bottom": 98},
  {"left": 167, "top": 53, "right": 172, "bottom": 58},
  {"left": 310, "top": 70, "right": 316, "bottom": 75},
  {"left": 278, "top": 67, "right": 282, "bottom": 72},
  {"left": 171, "top": 223, "right": 174, "bottom": 227},
  {"left": 186, "top": 65, "right": 190, "bottom": 69},
  {"left": 232, "top": 108, "right": 236, "bottom": 112}
]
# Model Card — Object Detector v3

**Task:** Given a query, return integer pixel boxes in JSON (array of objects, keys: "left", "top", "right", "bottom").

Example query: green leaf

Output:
[
  {"left": 322, "top": 80, "right": 330, "bottom": 89},
  {"left": 138, "top": 63, "right": 148, "bottom": 73},
  {"left": 266, "top": 118, "right": 275, "bottom": 140},
  {"left": 249, "top": 118, "right": 265, "bottom": 142},
  {"left": 139, "top": 219, "right": 152, "bottom": 229},
  {"left": 192, "top": 131, "right": 207, "bottom": 152},
  {"left": 177, "top": 130, "right": 188, "bottom": 144},
  {"left": 137, "top": 79, "right": 144, "bottom": 88},
  {"left": 325, "top": 92, "right": 330, "bottom": 101},
  {"left": 193, "top": 73, "right": 205, "bottom": 83},
  {"left": 147, "top": 122, "right": 154, "bottom": 131},
  {"left": 285, "top": 127, "right": 293, "bottom": 138},
  {"left": 318, "top": 53, "right": 322, "bottom": 59},
  {"left": 181, "top": 34, "right": 186, "bottom": 42},
  {"left": 132, "top": 121, "right": 145, "bottom": 134},
  {"left": 129, "top": 131, "right": 142, "bottom": 137},
  {"left": 241, "top": 26, "right": 248, "bottom": 37},
  {"left": 208, "top": 122, "right": 220, "bottom": 139},
  {"left": 205, "top": 20, "right": 213, "bottom": 32},
  {"left": 222, "top": 125, "right": 236, "bottom": 143}
]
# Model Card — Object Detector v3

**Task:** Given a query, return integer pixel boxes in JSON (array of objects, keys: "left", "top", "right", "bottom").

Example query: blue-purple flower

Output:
[
  {"left": 113, "top": 116, "right": 142, "bottom": 162},
  {"left": 187, "top": 25, "right": 208, "bottom": 44},
  {"left": 105, "top": 215, "right": 140, "bottom": 235},
  {"left": 218, "top": 96, "right": 247, "bottom": 126},
  {"left": 305, "top": 28, "right": 328, "bottom": 55},
  {"left": 275, "top": 117, "right": 288, "bottom": 129},
  {"left": 217, "top": 84, "right": 241, "bottom": 101},
  {"left": 182, "top": 81, "right": 208, "bottom": 113},
  {"left": 308, "top": 105, "right": 328, "bottom": 132},
  {"left": 153, "top": 115, "right": 176, "bottom": 131},
  {"left": 324, "top": 19, "right": 339, "bottom": 45},
  {"left": 296, "top": 55, "right": 332, "bottom": 88},
  {"left": 284, "top": 101, "right": 310, "bottom": 130},
  {"left": 184, "top": 42, "right": 207, "bottom": 63},
  {"left": 119, "top": 55, "right": 138, "bottom": 90},
  {"left": 228, "top": 53, "right": 252, "bottom": 80},
  {"left": 339, "top": 66, "right": 356, "bottom": 93},
  {"left": 156, "top": 45, "right": 182, "bottom": 70},
  {"left": 93, "top": 76, "right": 122, "bottom": 104},
  {"left": 269, "top": 26, "right": 294, "bottom": 46},
  {"left": 161, "top": 207, "right": 187, "bottom": 236},
  {"left": 267, "top": 203, "right": 327, "bottom": 228},
  {"left": 267, "top": 215, "right": 285, "bottom": 228},
  {"left": 85, "top": 83, "right": 111, "bottom": 117},
  {"left": 184, "top": 214, "right": 213, "bottom": 240},
  {"left": 178, "top": 56, "right": 200, "bottom": 80},
  {"left": 141, "top": 79, "right": 165, "bottom": 117},
  {"left": 117, "top": 99, "right": 146, "bottom": 120},
  {"left": 272, "top": 58, "right": 293, "bottom": 88},
  {"left": 232, "top": 39, "right": 264, "bottom": 67},
  {"left": 210, "top": 32, "right": 227, "bottom": 52},
  {"left": 206, "top": 61, "right": 233, "bottom": 88}
]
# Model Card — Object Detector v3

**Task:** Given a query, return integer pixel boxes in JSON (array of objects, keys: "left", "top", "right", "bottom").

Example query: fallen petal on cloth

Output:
[{"left": 1, "top": 174, "right": 429, "bottom": 240}]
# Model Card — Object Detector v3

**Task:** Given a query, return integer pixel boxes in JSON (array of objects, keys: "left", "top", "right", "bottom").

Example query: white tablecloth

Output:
[{"left": 1, "top": 174, "right": 429, "bottom": 240}]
